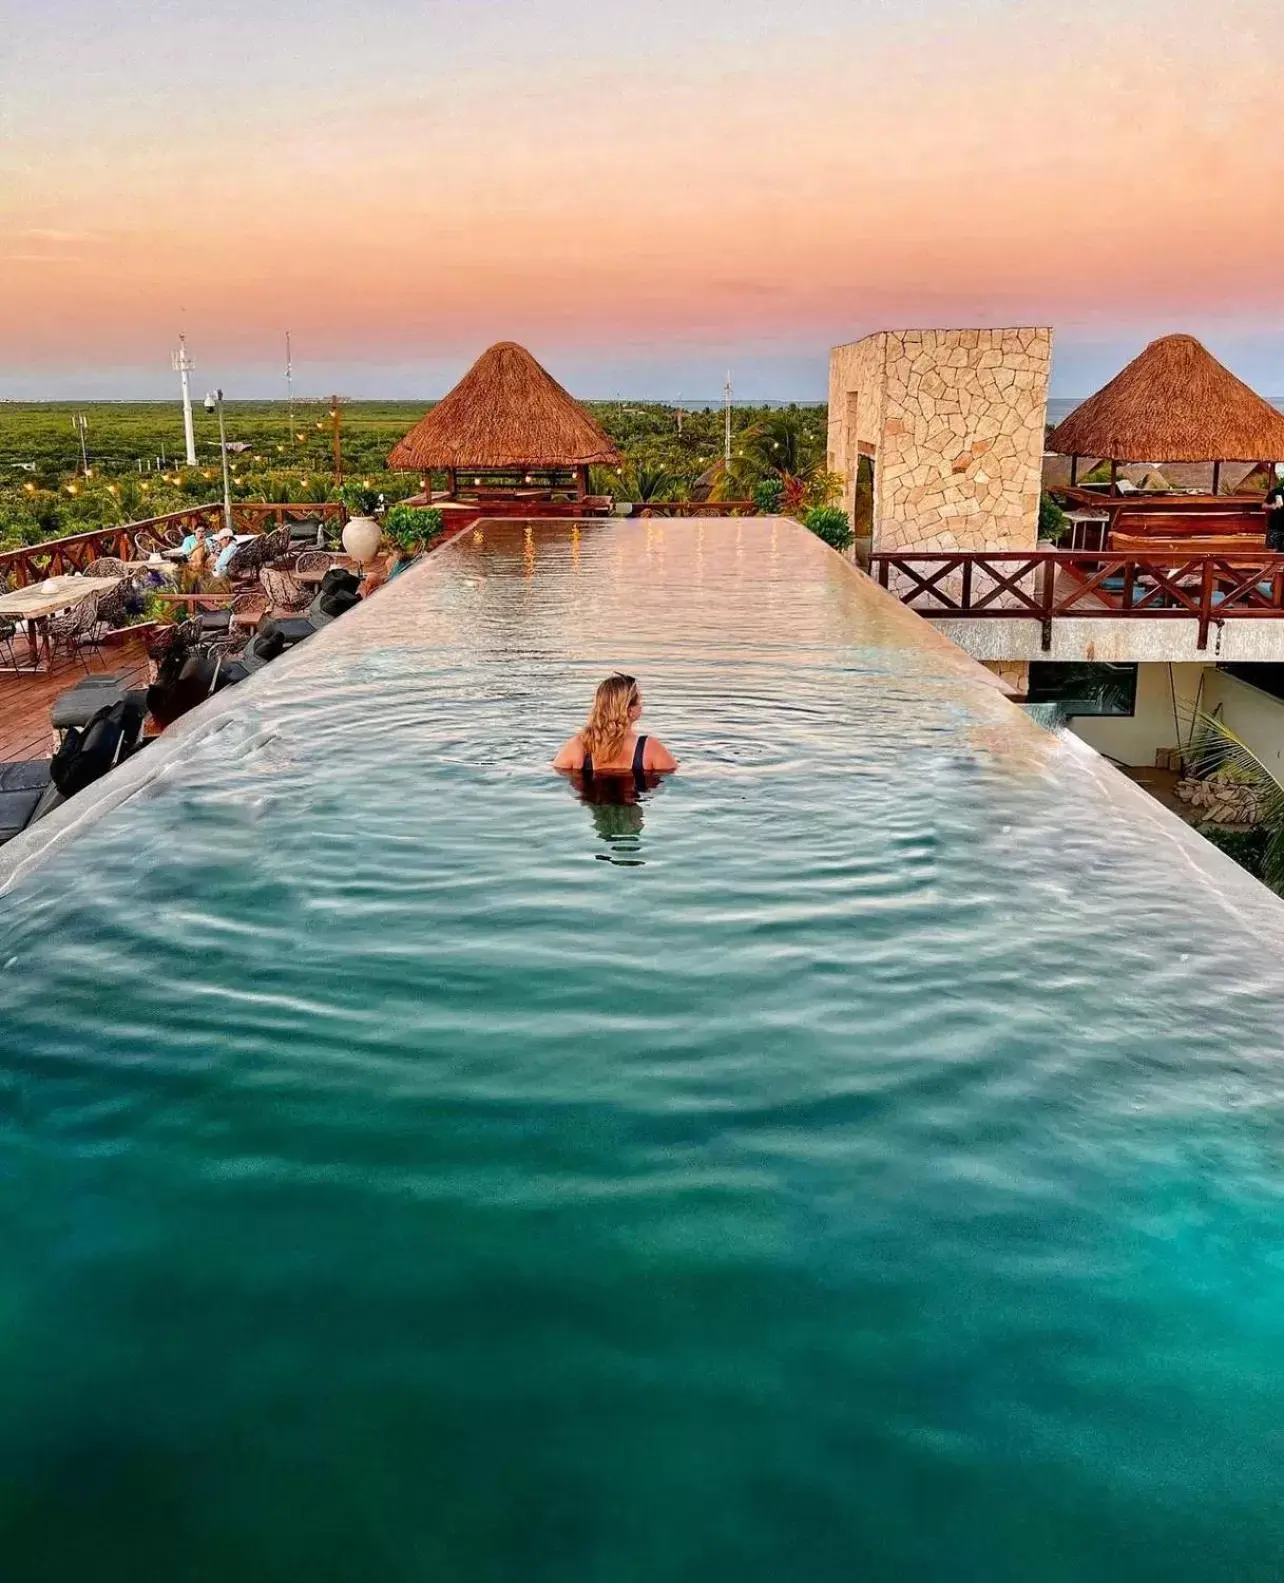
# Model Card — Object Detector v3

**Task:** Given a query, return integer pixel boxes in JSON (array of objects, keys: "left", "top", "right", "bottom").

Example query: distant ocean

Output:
[{"left": 625, "top": 398, "right": 1284, "bottom": 417}]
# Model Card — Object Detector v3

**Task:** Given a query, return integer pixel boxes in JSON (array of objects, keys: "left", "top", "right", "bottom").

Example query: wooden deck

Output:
[{"left": 0, "top": 634, "right": 152, "bottom": 763}]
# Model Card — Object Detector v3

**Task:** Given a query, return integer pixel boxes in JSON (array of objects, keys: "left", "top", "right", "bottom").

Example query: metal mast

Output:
[
  {"left": 723, "top": 371, "right": 733, "bottom": 473},
  {"left": 285, "top": 330, "right": 294, "bottom": 437},
  {"left": 173, "top": 334, "right": 197, "bottom": 466},
  {"left": 72, "top": 413, "right": 90, "bottom": 474}
]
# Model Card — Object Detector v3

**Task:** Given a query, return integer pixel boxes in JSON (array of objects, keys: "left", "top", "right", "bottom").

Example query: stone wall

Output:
[
  {"left": 980, "top": 659, "right": 1030, "bottom": 695},
  {"left": 827, "top": 328, "right": 1052, "bottom": 554}
]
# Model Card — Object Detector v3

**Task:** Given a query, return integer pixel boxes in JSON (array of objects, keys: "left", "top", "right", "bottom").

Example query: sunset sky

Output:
[{"left": 2, "top": 0, "right": 1281, "bottom": 400}]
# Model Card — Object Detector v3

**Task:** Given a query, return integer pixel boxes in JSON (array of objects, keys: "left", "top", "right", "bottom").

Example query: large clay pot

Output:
[{"left": 342, "top": 515, "right": 382, "bottom": 566}]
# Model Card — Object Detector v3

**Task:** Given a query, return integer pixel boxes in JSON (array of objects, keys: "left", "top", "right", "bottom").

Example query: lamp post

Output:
[{"left": 205, "top": 388, "right": 233, "bottom": 537}]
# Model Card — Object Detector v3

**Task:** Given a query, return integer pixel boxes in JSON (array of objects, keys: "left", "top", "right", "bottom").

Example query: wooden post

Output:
[
  {"left": 1070, "top": 454, "right": 1079, "bottom": 486},
  {"left": 1109, "top": 458, "right": 1119, "bottom": 495},
  {"left": 446, "top": 467, "right": 457, "bottom": 499},
  {"left": 576, "top": 465, "right": 589, "bottom": 499},
  {"left": 1197, "top": 558, "right": 1214, "bottom": 651},
  {"left": 1211, "top": 460, "right": 1222, "bottom": 496},
  {"left": 331, "top": 397, "right": 342, "bottom": 486},
  {"left": 1040, "top": 555, "right": 1057, "bottom": 652}
]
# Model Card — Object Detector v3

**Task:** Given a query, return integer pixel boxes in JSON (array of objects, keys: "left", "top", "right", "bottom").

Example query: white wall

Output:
[
  {"left": 1201, "top": 671, "right": 1284, "bottom": 775},
  {"left": 1068, "top": 663, "right": 1207, "bottom": 766},
  {"left": 1065, "top": 663, "right": 1284, "bottom": 768}
]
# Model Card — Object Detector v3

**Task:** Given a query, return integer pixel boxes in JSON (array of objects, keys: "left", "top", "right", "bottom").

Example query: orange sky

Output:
[{"left": 2, "top": 0, "right": 1282, "bottom": 396}]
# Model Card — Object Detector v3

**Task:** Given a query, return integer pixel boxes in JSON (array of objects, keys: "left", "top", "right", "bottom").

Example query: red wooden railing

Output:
[
  {"left": 870, "top": 549, "right": 1284, "bottom": 652},
  {"left": 230, "top": 502, "right": 346, "bottom": 531},
  {"left": 0, "top": 525, "right": 139, "bottom": 589},
  {"left": 0, "top": 502, "right": 348, "bottom": 591}
]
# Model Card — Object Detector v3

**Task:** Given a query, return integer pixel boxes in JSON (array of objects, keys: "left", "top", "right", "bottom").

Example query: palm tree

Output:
[
  {"left": 1188, "top": 713, "right": 1284, "bottom": 891},
  {"left": 626, "top": 463, "right": 679, "bottom": 502},
  {"left": 741, "top": 409, "right": 824, "bottom": 483}
]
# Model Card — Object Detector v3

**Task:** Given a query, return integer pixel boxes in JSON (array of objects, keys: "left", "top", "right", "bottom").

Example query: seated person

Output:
[
  {"left": 212, "top": 527, "right": 239, "bottom": 578},
  {"left": 179, "top": 524, "right": 210, "bottom": 557}
]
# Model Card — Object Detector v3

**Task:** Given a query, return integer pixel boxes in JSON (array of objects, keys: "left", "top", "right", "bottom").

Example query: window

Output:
[{"left": 1026, "top": 662, "right": 1138, "bottom": 717}]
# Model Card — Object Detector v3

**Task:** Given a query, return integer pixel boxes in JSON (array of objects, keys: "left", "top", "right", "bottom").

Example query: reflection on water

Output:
[
  {"left": 562, "top": 766, "right": 667, "bottom": 865},
  {"left": 4, "top": 518, "right": 1284, "bottom": 1582}
]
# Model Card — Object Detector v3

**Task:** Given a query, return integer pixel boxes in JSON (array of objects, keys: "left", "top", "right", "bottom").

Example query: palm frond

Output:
[{"left": 1189, "top": 712, "right": 1284, "bottom": 829}]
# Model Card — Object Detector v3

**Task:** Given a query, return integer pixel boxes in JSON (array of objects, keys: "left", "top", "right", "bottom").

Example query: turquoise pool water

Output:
[{"left": 4, "top": 518, "right": 1284, "bottom": 1580}]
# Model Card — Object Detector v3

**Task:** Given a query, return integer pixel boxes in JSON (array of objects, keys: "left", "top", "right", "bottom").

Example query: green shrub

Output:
[
  {"left": 754, "top": 477, "right": 783, "bottom": 514},
  {"left": 1039, "top": 492, "right": 1068, "bottom": 543},
  {"left": 803, "top": 504, "right": 853, "bottom": 551},
  {"left": 383, "top": 504, "right": 444, "bottom": 552},
  {"left": 1197, "top": 822, "right": 1267, "bottom": 879},
  {"left": 339, "top": 481, "right": 381, "bottom": 517}
]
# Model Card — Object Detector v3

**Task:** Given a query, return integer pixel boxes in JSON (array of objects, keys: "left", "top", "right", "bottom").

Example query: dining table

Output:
[{"left": 0, "top": 574, "right": 125, "bottom": 673}]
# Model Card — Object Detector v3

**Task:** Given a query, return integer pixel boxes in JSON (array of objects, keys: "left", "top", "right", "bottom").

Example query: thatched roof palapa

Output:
[
  {"left": 388, "top": 342, "right": 620, "bottom": 471},
  {"left": 1046, "top": 334, "right": 1284, "bottom": 463}
]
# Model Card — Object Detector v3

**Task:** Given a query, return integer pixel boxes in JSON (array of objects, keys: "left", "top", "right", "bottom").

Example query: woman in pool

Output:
[{"left": 553, "top": 673, "right": 678, "bottom": 782}]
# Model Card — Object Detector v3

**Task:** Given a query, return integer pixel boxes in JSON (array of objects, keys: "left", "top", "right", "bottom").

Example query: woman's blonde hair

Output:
[{"left": 581, "top": 672, "right": 639, "bottom": 761}]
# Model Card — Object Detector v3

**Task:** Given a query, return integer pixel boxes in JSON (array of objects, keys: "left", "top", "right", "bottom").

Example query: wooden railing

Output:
[
  {"left": 870, "top": 549, "right": 1284, "bottom": 651},
  {"left": 230, "top": 502, "right": 346, "bottom": 531},
  {"left": 0, "top": 502, "right": 348, "bottom": 591},
  {"left": 0, "top": 525, "right": 141, "bottom": 589}
]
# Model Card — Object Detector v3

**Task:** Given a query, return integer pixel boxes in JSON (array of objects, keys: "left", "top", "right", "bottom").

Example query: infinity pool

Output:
[{"left": 3, "top": 518, "right": 1284, "bottom": 1580}]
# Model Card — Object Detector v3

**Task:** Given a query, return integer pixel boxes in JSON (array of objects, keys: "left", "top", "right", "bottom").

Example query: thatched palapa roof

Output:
[
  {"left": 1046, "top": 334, "right": 1284, "bottom": 463},
  {"left": 388, "top": 342, "right": 620, "bottom": 471}
]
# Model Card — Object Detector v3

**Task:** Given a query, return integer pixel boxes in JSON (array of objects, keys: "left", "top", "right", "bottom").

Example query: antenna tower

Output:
[
  {"left": 723, "top": 371, "right": 733, "bottom": 472},
  {"left": 172, "top": 334, "right": 197, "bottom": 465}
]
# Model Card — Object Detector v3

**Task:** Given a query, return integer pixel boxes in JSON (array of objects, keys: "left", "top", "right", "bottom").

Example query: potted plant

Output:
[
  {"left": 383, "top": 504, "right": 445, "bottom": 557},
  {"left": 338, "top": 483, "right": 383, "bottom": 567},
  {"left": 802, "top": 505, "right": 855, "bottom": 552}
]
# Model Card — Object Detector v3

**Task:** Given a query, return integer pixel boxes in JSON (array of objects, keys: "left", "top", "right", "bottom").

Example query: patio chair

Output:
[
  {"left": 260, "top": 565, "right": 312, "bottom": 614},
  {"left": 132, "top": 530, "right": 161, "bottom": 559},
  {"left": 47, "top": 594, "right": 104, "bottom": 670},
  {"left": 262, "top": 525, "right": 292, "bottom": 563},
  {"left": 0, "top": 615, "right": 18, "bottom": 670},
  {"left": 199, "top": 625, "right": 254, "bottom": 661},
  {"left": 219, "top": 540, "right": 260, "bottom": 583},
  {"left": 231, "top": 589, "right": 269, "bottom": 630},
  {"left": 91, "top": 575, "right": 140, "bottom": 635},
  {"left": 159, "top": 525, "right": 187, "bottom": 547},
  {"left": 294, "top": 551, "right": 333, "bottom": 578},
  {"left": 143, "top": 616, "right": 203, "bottom": 665},
  {"left": 287, "top": 518, "right": 325, "bottom": 549},
  {"left": 84, "top": 556, "right": 128, "bottom": 578}
]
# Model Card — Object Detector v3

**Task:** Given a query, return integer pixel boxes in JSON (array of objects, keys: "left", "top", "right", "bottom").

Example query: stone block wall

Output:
[{"left": 827, "top": 328, "right": 1052, "bottom": 554}]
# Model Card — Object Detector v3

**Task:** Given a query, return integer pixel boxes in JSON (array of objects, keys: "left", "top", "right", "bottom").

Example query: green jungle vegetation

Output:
[{"left": 0, "top": 400, "right": 832, "bottom": 550}]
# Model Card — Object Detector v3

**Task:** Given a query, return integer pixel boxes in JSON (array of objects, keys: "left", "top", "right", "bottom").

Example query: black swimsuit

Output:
[{"left": 583, "top": 736, "right": 648, "bottom": 793}]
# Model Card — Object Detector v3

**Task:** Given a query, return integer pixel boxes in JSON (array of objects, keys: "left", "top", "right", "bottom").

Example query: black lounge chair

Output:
[
  {"left": 49, "top": 673, "right": 144, "bottom": 734},
  {"left": 0, "top": 760, "right": 56, "bottom": 846}
]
